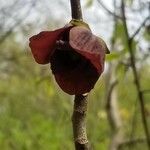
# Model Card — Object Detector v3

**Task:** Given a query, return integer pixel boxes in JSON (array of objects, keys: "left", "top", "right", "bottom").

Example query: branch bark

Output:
[
  {"left": 70, "top": 0, "right": 83, "bottom": 20},
  {"left": 121, "top": 1, "right": 150, "bottom": 149},
  {"left": 72, "top": 95, "right": 90, "bottom": 150},
  {"left": 70, "top": 0, "right": 90, "bottom": 149}
]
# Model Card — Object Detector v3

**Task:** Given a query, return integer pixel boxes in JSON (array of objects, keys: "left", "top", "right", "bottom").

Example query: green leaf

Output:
[{"left": 106, "top": 51, "right": 127, "bottom": 61}]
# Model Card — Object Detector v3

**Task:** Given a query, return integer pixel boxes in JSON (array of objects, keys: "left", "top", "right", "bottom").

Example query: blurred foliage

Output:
[
  {"left": 0, "top": 34, "right": 149, "bottom": 150},
  {"left": 0, "top": 0, "right": 150, "bottom": 149},
  {"left": 143, "top": 25, "right": 150, "bottom": 41}
]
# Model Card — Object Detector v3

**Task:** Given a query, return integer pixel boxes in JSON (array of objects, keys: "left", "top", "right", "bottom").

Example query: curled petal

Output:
[
  {"left": 69, "top": 26, "right": 108, "bottom": 74},
  {"left": 51, "top": 53, "right": 99, "bottom": 95},
  {"left": 29, "top": 27, "right": 71, "bottom": 64},
  {"left": 50, "top": 50, "right": 99, "bottom": 95}
]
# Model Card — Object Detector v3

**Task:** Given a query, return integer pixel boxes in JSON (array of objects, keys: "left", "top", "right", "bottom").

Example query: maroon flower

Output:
[{"left": 29, "top": 25, "right": 109, "bottom": 95}]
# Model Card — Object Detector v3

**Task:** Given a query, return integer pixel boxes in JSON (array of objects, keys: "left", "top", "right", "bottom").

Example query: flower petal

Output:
[
  {"left": 53, "top": 61, "right": 99, "bottom": 95},
  {"left": 69, "top": 26, "right": 108, "bottom": 74},
  {"left": 29, "top": 26, "right": 71, "bottom": 64}
]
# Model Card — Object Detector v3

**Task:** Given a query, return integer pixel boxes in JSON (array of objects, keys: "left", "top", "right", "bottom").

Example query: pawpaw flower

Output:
[{"left": 29, "top": 20, "right": 109, "bottom": 95}]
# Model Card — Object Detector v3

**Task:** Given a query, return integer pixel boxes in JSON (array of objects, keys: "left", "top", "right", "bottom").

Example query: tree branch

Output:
[
  {"left": 70, "top": 1, "right": 90, "bottom": 149},
  {"left": 130, "top": 16, "right": 149, "bottom": 40},
  {"left": 0, "top": 0, "right": 36, "bottom": 44},
  {"left": 121, "top": 1, "right": 150, "bottom": 149},
  {"left": 70, "top": 0, "right": 83, "bottom": 20},
  {"left": 72, "top": 95, "right": 90, "bottom": 150}
]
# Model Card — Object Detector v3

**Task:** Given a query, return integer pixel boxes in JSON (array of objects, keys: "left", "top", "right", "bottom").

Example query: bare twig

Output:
[
  {"left": 130, "top": 16, "right": 149, "bottom": 40},
  {"left": 97, "top": 0, "right": 122, "bottom": 20},
  {"left": 70, "top": 0, "right": 90, "bottom": 149},
  {"left": 121, "top": 1, "right": 150, "bottom": 149},
  {"left": 0, "top": 0, "right": 36, "bottom": 44}
]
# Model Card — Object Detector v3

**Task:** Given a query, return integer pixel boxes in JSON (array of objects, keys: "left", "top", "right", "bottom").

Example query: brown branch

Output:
[
  {"left": 70, "top": 0, "right": 83, "bottom": 20},
  {"left": 121, "top": 1, "right": 150, "bottom": 149},
  {"left": 70, "top": 1, "right": 90, "bottom": 149},
  {"left": 72, "top": 95, "right": 90, "bottom": 150}
]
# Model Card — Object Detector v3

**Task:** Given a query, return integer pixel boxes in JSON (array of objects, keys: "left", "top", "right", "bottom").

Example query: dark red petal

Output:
[
  {"left": 29, "top": 27, "right": 70, "bottom": 64},
  {"left": 69, "top": 26, "right": 107, "bottom": 74},
  {"left": 50, "top": 50, "right": 99, "bottom": 95},
  {"left": 53, "top": 62, "right": 99, "bottom": 95}
]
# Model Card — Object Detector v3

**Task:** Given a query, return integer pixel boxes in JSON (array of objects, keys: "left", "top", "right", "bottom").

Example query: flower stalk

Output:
[
  {"left": 70, "top": 0, "right": 90, "bottom": 149},
  {"left": 70, "top": 0, "right": 83, "bottom": 20},
  {"left": 72, "top": 94, "right": 90, "bottom": 150}
]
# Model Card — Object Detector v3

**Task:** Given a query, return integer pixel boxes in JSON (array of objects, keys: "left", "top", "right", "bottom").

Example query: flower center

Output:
[{"left": 50, "top": 49, "right": 84, "bottom": 73}]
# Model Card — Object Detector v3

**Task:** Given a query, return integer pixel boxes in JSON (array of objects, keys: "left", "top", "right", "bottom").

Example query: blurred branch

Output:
[
  {"left": 121, "top": 0, "right": 150, "bottom": 149},
  {"left": 70, "top": 0, "right": 90, "bottom": 149},
  {"left": 130, "top": 16, "right": 150, "bottom": 40},
  {"left": 105, "top": 1, "right": 125, "bottom": 149},
  {"left": 106, "top": 79, "right": 124, "bottom": 150},
  {"left": 106, "top": 80, "right": 118, "bottom": 113},
  {"left": 97, "top": 0, "right": 122, "bottom": 20},
  {"left": 118, "top": 137, "right": 147, "bottom": 149},
  {"left": 142, "top": 89, "right": 150, "bottom": 94},
  {"left": 0, "top": 0, "right": 36, "bottom": 44}
]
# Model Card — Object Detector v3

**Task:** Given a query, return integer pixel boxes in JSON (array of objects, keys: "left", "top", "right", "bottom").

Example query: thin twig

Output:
[
  {"left": 121, "top": 1, "right": 150, "bottom": 149},
  {"left": 130, "top": 16, "right": 149, "bottom": 40},
  {"left": 0, "top": 0, "right": 36, "bottom": 44},
  {"left": 97, "top": 0, "right": 122, "bottom": 20}
]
